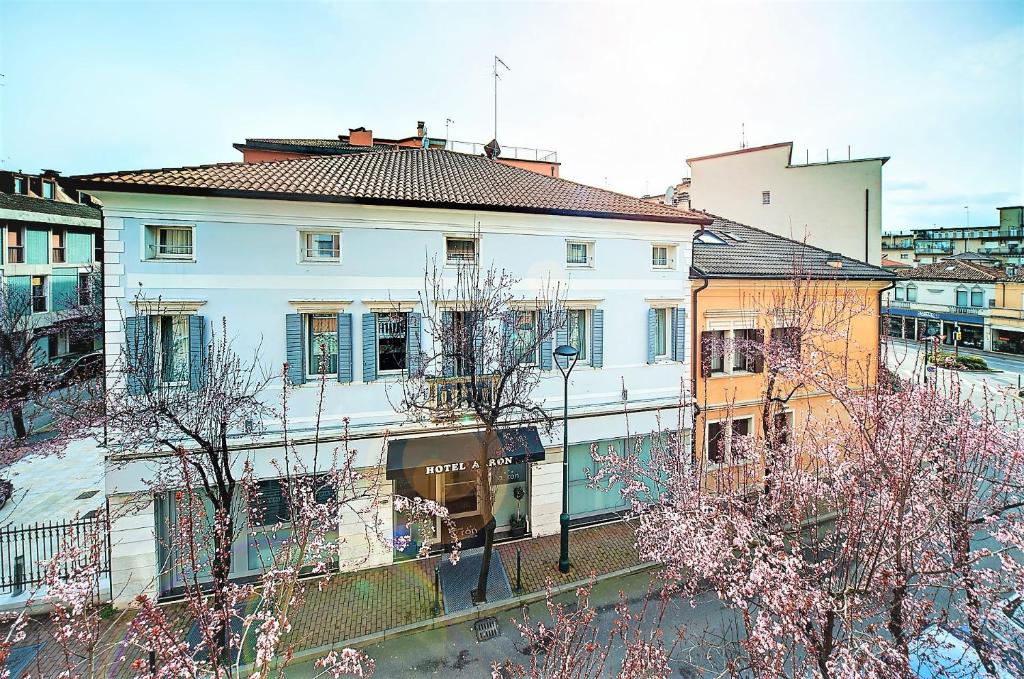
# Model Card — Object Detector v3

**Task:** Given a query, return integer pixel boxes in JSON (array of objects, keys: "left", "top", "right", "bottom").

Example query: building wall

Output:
[{"left": 688, "top": 145, "right": 884, "bottom": 265}]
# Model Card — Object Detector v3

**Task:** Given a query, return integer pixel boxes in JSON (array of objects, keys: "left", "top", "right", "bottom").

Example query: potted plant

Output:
[{"left": 508, "top": 485, "right": 528, "bottom": 537}]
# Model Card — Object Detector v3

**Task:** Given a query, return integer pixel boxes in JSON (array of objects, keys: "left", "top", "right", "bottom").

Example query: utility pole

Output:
[{"left": 493, "top": 56, "right": 510, "bottom": 141}]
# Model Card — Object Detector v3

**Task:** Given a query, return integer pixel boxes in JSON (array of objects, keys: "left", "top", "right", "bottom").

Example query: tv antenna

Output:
[
  {"left": 741, "top": 122, "right": 746, "bottom": 149},
  {"left": 493, "top": 55, "right": 510, "bottom": 141},
  {"left": 445, "top": 117, "right": 454, "bottom": 150}
]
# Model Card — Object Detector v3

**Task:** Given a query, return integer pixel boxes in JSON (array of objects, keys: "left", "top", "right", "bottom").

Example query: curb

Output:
[{"left": 246, "top": 559, "right": 659, "bottom": 672}]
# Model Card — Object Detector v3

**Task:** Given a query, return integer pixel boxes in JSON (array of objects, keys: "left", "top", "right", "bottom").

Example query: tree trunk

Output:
[
  {"left": 473, "top": 429, "right": 498, "bottom": 604},
  {"left": 473, "top": 517, "right": 497, "bottom": 604},
  {"left": 11, "top": 405, "right": 26, "bottom": 439},
  {"left": 209, "top": 504, "right": 235, "bottom": 667}
]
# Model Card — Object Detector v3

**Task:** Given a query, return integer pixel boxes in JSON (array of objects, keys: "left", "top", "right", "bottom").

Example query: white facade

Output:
[
  {"left": 93, "top": 191, "right": 698, "bottom": 603},
  {"left": 687, "top": 142, "right": 886, "bottom": 266},
  {"left": 883, "top": 279, "right": 993, "bottom": 350}
]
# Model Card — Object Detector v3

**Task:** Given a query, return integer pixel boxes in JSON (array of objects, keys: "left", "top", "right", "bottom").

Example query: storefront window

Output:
[
  {"left": 993, "top": 329, "right": 1024, "bottom": 355},
  {"left": 568, "top": 435, "right": 664, "bottom": 518},
  {"left": 886, "top": 316, "right": 905, "bottom": 338}
]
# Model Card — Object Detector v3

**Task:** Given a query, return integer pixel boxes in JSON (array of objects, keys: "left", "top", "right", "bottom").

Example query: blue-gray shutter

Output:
[
  {"left": 555, "top": 311, "right": 569, "bottom": 369},
  {"left": 124, "top": 316, "right": 152, "bottom": 395},
  {"left": 441, "top": 311, "right": 455, "bottom": 377},
  {"left": 187, "top": 315, "right": 206, "bottom": 391},
  {"left": 591, "top": 309, "right": 604, "bottom": 368},
  {"left": 406, "top": 312, "right": 422, "bottom": 376},
  {"left": 472, "top": 311, "right": 485, "bottom": 374},
  {"left": 285, "top": 314, "right": 305, "bottom": 386},
  {"left": 539, "top": 311, "right": 553, "bottom": 371},
  {"left": 646, "top": 308, "right": 657, "bottom": 364},
  {"left": 672, "top": 307, "right": 687, "bottom": 363},
  {"left": 362, "top": 313, "right": 377, "bottom": 382},
  {"left": 337, "top": 313, "right": 353, "bottom": 383}
]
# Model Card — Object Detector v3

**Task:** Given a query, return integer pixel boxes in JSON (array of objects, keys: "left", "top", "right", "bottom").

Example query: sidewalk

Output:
[{"left": 2, "top": 520, "right": 647, "bottom": 678}]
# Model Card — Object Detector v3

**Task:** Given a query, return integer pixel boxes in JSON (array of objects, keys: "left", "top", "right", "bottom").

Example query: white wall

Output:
[{"left": 688, "top": 145, "right": 884, "bottom": 265}]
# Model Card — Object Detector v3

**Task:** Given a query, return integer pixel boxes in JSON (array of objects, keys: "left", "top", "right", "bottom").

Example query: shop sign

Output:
[{"left": 424, "top": 456, "right": 516, "bottom": 475}]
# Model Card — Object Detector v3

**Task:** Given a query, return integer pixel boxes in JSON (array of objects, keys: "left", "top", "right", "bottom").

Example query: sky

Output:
[{"left": 0, "top": 0, "right": 1021, "bottom": 230}]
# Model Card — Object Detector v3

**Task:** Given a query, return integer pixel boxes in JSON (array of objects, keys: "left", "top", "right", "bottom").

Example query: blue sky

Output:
[{"left": 0, "top": 1, "right": 1021, "bottom": 229}]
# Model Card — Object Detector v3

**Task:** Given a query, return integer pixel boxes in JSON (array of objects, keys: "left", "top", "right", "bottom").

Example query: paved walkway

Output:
[{"left": 2, "top": 520, "right": 645, "bottom": 678}]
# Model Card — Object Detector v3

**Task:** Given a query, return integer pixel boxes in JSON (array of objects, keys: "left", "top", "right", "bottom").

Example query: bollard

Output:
[
  {"left": 149, "top": 650, "right": 157, "bottom": 676},
  {"left": 515, "top": 546, "right": 523, "bottom": 593},
  {"left": 432, "top": 564, "right": 441, "bottom": 616}
]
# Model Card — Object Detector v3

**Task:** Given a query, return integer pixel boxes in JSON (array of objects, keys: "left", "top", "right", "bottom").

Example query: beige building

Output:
[{"left": 685, "top": 142, "right": 888, "bottom": 266}]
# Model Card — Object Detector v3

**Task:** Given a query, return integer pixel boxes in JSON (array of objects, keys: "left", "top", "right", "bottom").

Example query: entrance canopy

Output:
[{"left": 386, "top": 427, "right": 545, "bottom": 480}]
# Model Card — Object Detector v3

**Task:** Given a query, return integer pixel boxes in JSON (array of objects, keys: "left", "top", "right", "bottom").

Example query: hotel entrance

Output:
[{"left": 388, "top": 428, "right": 543, "bottom": 559}]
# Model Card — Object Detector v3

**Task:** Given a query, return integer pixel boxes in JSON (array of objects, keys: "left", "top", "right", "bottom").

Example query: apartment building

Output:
[
  {"left": 685, "top": 142, "right": 888, "bottom": 266},
  {"left": 71, "top": 148, "right": 708, "bottom": 603},
  {"left": 0, "top": 170, "right": 103, "bottom": 363},
  {"left": 905, "top": 207, "right": 1024, "bottom": 268},
  {"left": 691, "top": 216, "right": 892, "bottom": 468},
  {"left": 881, "top": 231, "right": 916, "bottom": 266}
]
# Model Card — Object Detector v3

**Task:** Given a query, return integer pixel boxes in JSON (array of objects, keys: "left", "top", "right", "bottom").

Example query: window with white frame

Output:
[
  {"left": 567, "top": 308, "right": 590, "bottom": 364},
  {"left": 30, "top": 276, "right": 47, "bottom": 314},
  {"left": 702, "top": 328, "right": 760, "bottom": 376},
  {"left": 566, "top": 240, "right": 593, "bottom": 267},
  {"left": 300, "top": 230, "right": 341, "bottom": 262},
  {"left": 894, "top": 286, "right": 905, "bottom": 301},
  {"left": 13, "top": 176, "right": 26, "bottom": 195},
  {"left": 651, "top": 244, "right": 676, "bottom": 269},
  {"left": 971, "top": 287, "right": 984, "bottom": 307},
  {"left": 42, "top": 180, "right": 55, "bottom": 200},
  {"left": 446, "top": 236, "right": 478, "bottom": 265},
  {"left": 306, "top": 314, "right": 338, "bottom": 376},
  {"left": 146, "top": 225, "right": 194, "bottom": 260},
  {"left": 772, "top": 411, "right": 794, "bottom": 447},
  {"left": 511, "top": 310, "right": 539, "bottom": 365},
  {"left": 653, "top": 307, "right": 670, "bottom": 358},
  {"left": 376, "top": 312, "right": 408, "bottom": 372},
  {"left": 77, "top": 272, "right": 92, "bottom": 306},
  {"left": 6, "top": 227, "right": 24, "bottom": 264},
  {"left": 152, "top": 315, "right": 190, "bottom": 385},
  {"left": 706, "top": 417, "right": 752, "bottom": 465},
  {"left": 51, "top": 230, "right": 66, "bottom": 263},
  {"left": 955, "top": 286, "right": 968, "bottom": 307},
  {"left": 906, "top": 284, "right": 917, "bottom": 302}
]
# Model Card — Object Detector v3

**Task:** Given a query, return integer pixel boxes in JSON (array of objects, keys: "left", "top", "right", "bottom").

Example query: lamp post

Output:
[{"left": 554, "top": 343, "right": 579, "bottom": 574}]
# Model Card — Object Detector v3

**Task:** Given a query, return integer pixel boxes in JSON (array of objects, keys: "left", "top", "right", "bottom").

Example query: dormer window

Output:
[
  {"left": 13, "top": 176, "right": 26, "bottom": 195},
  {"left": 42, "top": 180, "right": 55, "bottom": 200}
]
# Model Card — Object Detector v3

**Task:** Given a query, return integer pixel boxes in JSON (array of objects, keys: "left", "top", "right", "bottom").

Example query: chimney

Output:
[
  {"left": 416, "top": 121, "right": 426, "bottom": 138},
  {"left": 349, "top": 127, "right": 373, "bottom": 146}
]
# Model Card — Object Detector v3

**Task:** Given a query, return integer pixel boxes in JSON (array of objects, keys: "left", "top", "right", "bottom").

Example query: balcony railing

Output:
[
  {"left": 445, "top": 139, "right": 558, "bottom": 163},
  {"left": 886, "top": 300, "right": 912, "bottom": 309},
  {"left": 915, "top": 244, "right": 954, "bottom": 254},
  {"left": 429, "top": 374, "right": 500, "bottom": 414},
  {"left": 148, "top": 243, "right": 193, "bottom": 259}
]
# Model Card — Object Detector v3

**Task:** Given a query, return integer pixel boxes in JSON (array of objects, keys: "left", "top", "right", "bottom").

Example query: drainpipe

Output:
[
  {"left": 877, "top": 278, "right": 896, "bottom": 377},
  {"left": 690, "top": 261, "right": 710, "bottom": 465}
]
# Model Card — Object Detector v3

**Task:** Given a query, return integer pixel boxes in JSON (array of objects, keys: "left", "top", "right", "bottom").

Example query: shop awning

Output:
[{"left": 386, "top": 427, "right": 545, "bottom": 480}]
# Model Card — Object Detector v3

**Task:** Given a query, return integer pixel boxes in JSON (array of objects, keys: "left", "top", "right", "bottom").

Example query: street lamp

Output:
[{"left": 554, "top": 343, "right": 579, "bottom": 574}]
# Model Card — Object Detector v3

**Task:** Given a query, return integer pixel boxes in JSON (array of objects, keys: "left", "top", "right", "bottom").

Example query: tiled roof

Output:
[
  {"left": 236, "top": 138, "right": 400, "bottom": 154},
  {"left": 0, "top": 193, "right": 101, "bottom": 222},
  {"left": 900, "top": 260, "right": 1007, "bottom": 282},
  {"left": 881, "top": 257, "right": 912, "bottom": 268},
  {"left": 691, "top": 215, "right": 895, "bottom": 280},
  {"left": 70, "top": 149, "right": 710, "bottom": 224}
]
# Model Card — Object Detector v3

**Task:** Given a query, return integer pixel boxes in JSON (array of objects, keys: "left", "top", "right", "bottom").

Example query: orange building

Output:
[
  {"left": 233, "top": 120, "right": 561, "bottom": 177},
  {"left": 690, "top": 216, "right": 894, "bottom": 470}
]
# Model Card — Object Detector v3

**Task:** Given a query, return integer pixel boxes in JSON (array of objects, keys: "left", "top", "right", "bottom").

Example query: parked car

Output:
[
  {"left": 51, "top": 351, "right": 103, "bottom": 389},
  {"left": 0, "top": 479, "right": 13, "bottom": 511},
  {"left": 911, "top": 598, "right": 1024, "bottom": 679}
]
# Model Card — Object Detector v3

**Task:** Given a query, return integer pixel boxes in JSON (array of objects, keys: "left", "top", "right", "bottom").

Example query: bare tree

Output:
[{"left": 397, "top": 259, "right": 562, "bottom": 603}]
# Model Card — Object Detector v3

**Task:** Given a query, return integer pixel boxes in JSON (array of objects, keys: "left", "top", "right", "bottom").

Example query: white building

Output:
[
  {"left": 686, "top": 142, "right": 888, "bottom": 266},
  {"left": 73, "top": 149, "right": 709, "bottom": 604}
]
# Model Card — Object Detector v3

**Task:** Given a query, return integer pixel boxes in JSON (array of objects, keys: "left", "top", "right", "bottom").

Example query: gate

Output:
[{"left": 0, "top": 515, "right": 111, "bottom": 599}]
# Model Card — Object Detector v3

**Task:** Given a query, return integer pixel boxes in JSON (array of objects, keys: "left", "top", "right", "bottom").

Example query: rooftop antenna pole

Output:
[
  {"left": 445, "top": 117, "right": 454, "bottom": 150},
  {"left": 493, "top": 55, "right": 510, "bottom": 141},
  {"left": 741, "top": 122, "right": 746, "bottom": 149}
]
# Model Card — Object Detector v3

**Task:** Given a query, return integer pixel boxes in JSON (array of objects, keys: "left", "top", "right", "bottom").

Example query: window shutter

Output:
[
  {"left": 124, "top": 316, "right": 153, "bottom": 394},
  {"left": 500, "top": 310, "right": 514, "bottom": 365},
  {"left": 187, "top": 315, "right": 206, "bottom": 391},
  {"left": 646, "top": 308, "right": 657, "bottom": 364},
  {"left": 362, "top": 313, "right": 377, "bottom": 382},
  {"left": 700, "top": 331, "right": 713, "bottom": 378},
  {"left": 539, "top": 311, "right": 553, "bottom": 371},
  {"left": 337, "top": 313, "right": 353, "bottom": 383},
  {"left": 672, "top": 307, "right": 687, "bottom": 363},
  {"left": 751, "top": 329, "right": 765, "bottom": 374},
  {"left": 591, "top": 309, "right": 604, "bottom": 368},
  {"left": 471, "top": 311, "right": 485, "bottom": 375},
  {"left": 406, "top": 312, "right": 422, "bottom": 377},
  {"left": 285, "top": 314, "right": 305, "bottom": 386},
  {"left": 555, "top": 311, "right": 568, "bottom": 369},
  {"left": 441, "top": 311, "right": 455, "bottom": 377}
]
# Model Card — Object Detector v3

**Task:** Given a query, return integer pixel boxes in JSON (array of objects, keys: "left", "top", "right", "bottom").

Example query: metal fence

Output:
[{"left": 0, "top": 515, "right": 110, "bottom": 597}]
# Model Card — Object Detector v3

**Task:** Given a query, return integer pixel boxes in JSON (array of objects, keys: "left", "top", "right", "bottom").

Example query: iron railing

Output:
[
  {"left": 429, "top": 374, "right": 499, "bottom": 413},
  {"left": 0, "top": 515, "right": 110, "bottom": 596}
]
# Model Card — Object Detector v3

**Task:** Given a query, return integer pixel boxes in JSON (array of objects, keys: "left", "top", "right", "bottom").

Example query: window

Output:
[
  {"left": 900, "top": 253, "right": 910, "bottom": 259},
  {"left": 732, "top": 329, "right": 751, "bottom": 371},
  {"left": 443, "top": 468, "right": 478, "bottom": 516},
  {"left": 306, "top": 314, "right": 338, "bottom": 376},
  {"left": 446, "top": 236, "right": 478, "bottom": 265},
  {"left": 377, "top": 312, "right": 408, "bottom": 372},
  {"left": 251, "top": 477, "right": 334, "bottom": 528},
  {"left": 511, "top": 310, "right": 539, "bottom": 365},
  {"left": 6, "top": 227, "right": 23, "bottom": 263},
  {"left": 706, "top": 418, "right": 752, "bottom": 465},
  {"left": 41, "top": 180, "right": 55, "bottom": 200},
  {"left": 566, "top": 241, "right": 593, "bottom": 267},
  {"left": 762, "top": 191, "right": 771, "bottom": 205},
  {"left": 773, "top": 411, "right": 793, "bottom": 447},
  {"left": 153, "top": 315, "right": 189, "bottom": 384},
  {"left": 906, "top": 284, "right": 917, "bottom": 302},
  {"left": 147, "top": 225, "right": 194, "bottom": 260},
  {"left": 770, "top": 327, "right": 802, "bottom": 362},
  {"left": 702, "top": 328, "right": 762, "bottom": 376},
  {"left": 971, "top": 288, "right": 984, "bottom": 307},
  {"left": 30, "top": 276, "right": 47, "bottom": 313},
  {"left": 567, "top": 308, "right": 589, "bottom": 363},
  {"left": 51, "top": 230, "right": 66, "bottom": 263},
  {"left": 956, "top": 288, "right": 968, "bottom": 307},
  {"left": 705, "top": 330, "right": 726, "bottom": 374},
  {"left": 652, "top": 244, "right": 676, "bottom": 269},
  {"left": 77, "top": 272, "right": 93, "bottom": 306},
  {"left": 13, "top": 176, "right": 25, "bottom": 194},
  {"left": 653, "top": 308, "right": 669, "bottom": 358},
  {"left": 301, "top": 231, "right": 340, "bottom": 262},
  {"left": 894, "top": 287, "right": 905, "bottom": 301}
]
